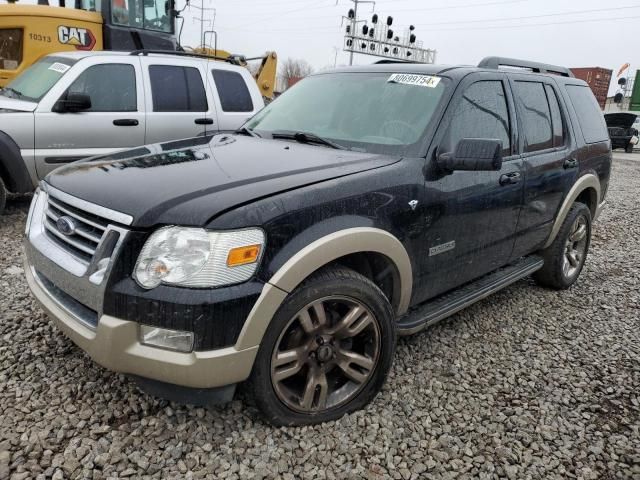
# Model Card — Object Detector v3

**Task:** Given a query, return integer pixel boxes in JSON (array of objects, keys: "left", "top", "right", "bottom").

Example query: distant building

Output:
[{"left": 570, "top": 67, "right": 613, "bottom": 109}]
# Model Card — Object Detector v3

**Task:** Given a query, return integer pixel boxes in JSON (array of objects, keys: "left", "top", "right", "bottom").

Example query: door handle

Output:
[
  {"left": 499, "top": 172, "right": 521, "bottom": 186},
  {"left": 194, "top": 118, "right": 214, "bottom": 125},
  {"left": 563, "top": 158, "right": 578, "bottom": 169},
  {"left": 113, "top": 119, "right": 139, "bottom": 126}
]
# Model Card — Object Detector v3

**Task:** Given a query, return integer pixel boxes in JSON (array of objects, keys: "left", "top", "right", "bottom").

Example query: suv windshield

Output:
[
  {"left": 246, "top": 72, "right": 449, "bottom": 155},
  {"left": 1, "top": 56, "right": 77, "bottom": 102}
]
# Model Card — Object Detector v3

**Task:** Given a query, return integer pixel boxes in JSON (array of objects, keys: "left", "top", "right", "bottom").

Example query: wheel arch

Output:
[
  {"left": 235, "top": 227, "right": 412, "bottom": 350},
  {"left": 544, "top": 173, "right": 600, "bottom": 249},
  {"left": 0, "top": 130, "right": 34, "bottom": 194}
]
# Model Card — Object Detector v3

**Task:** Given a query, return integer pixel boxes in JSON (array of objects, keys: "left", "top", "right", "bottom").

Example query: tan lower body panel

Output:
[{"left": 25, "top": 263, "right": 258, "bottom": 389}]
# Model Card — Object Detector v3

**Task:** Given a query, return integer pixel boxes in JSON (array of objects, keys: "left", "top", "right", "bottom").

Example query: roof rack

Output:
[
  {"left": 129, "top": 49, "right": 244, "bottom": 66},
  {"left": 478, "top": 56, "right": 574, "bottom": 77}
]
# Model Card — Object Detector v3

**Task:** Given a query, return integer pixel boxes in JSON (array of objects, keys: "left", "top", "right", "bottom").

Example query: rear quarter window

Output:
[
  {"left": 565, "top": 85, "right": 608, "bottom": 144},
  {"left": 211, "top": 69, "right": 254, "bottom": 112}
]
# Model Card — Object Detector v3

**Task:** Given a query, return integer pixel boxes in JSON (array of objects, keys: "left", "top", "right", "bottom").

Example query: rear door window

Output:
[
  {"left": 545, "top": 84, "right": 566, "bottom": 147},
  {"left": 149, "top": 65, "right": 208, "bottom": 112},
  {"left": 514, "top": 81, "right": 553, "bottom": 152},
  {"left": 566, "top": 85, "right": 608, "bottom": 143},
  {"left": 211, "top": 69, "right": 254, "bottom": 112}
]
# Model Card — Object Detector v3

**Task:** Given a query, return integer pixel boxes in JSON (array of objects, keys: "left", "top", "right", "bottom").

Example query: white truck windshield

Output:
[{"left": 2, "top": 56, "right": 77, "bottom": 102}]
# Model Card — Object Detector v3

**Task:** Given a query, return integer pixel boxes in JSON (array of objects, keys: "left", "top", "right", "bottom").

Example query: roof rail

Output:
[
  {"left": 129, "top": 49, "right": 243, "bottom": 65},
  {"left": 374, "top": 59, "right": 417, "bottom": 64},
  {"left": 478, "top": 56, "right": 574, "bottom": 77}
]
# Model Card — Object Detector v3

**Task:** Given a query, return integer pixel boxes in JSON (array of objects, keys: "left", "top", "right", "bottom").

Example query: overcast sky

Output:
[
  {"left": 178, "top": 0, "right": 638, "bottom": 80},
  {"left": 8, "top": 0, "right": 639, "bottom": 90}
]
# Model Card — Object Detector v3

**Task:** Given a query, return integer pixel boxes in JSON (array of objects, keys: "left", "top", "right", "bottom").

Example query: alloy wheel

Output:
[
  {"left": 563, "top": 214, "right": 588, "bottom": 279},
  {"left": 270, "top": 296, "right": 381, "bottom": 413}
]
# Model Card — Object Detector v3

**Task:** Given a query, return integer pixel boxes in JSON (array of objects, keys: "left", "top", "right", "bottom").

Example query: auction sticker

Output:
[
  {"left": 48, "top": 62, "right": 71, "bottom": 74},
  {"left": 387, "top": 73, "right": 440, "bottom": 88}
]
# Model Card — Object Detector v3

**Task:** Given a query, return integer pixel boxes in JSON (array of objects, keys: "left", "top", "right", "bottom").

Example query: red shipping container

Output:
[{"left": 570, "top": 67, "right": 612, "bottom": 109}]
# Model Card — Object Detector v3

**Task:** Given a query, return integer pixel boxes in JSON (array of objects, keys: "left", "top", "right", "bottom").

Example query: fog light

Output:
[{"left": 139, "top": 325, "right": 194, "bottom": 352}]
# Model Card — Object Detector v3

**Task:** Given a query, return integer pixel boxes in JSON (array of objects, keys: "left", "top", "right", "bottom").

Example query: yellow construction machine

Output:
[{"left": 0, "top": 0, "right": 277, "bottom": 98}]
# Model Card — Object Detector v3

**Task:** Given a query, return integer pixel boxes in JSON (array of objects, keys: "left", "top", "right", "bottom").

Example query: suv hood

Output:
[
  {"left": 0, "top": 95, "right": 37, "bottom": 112},
  {"left": 604, "top": 113, "right": 638, "bottom": 128},
  {"left": 45, "top": 134, "right": 401, "bottom": 227}
]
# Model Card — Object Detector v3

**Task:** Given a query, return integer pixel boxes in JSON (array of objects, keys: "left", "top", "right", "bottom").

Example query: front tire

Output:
[
  {"left": 626, "top": 142, "right": 634, "bottom": 153},
  {"left": 248, "top": 267, "right": 396, "bottom": 426},
  {"left": 534, "top": 202, "right": 591, "bottom": 289}
]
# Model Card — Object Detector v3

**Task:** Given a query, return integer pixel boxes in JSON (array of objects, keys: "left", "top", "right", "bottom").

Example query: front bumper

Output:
[
  {"left": 23, "top": 185, "right": 261, "bottom": 390},
  {"left": 24, "top": 256, "right": 259, "bottom": 389}
]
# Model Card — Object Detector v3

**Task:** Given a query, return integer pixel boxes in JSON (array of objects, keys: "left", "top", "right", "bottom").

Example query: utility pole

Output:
[{"left": 340, "top": 0, "right": 375, "bottom": 66}]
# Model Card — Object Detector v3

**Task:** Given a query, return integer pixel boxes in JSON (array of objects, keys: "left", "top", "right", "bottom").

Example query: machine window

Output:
[
  {"left": 545, "top": 84, "right": 566, "bottom": 147},
  {"left": 566, "top": 85, "right": 609, "bottom": 144},
  {"left": 212, "top": 70, "right": 254, "bottom": 112},
  {"left": 149, "top": 65, "right": 208, "bottom": 112},
  {"left": 67, "top": 63, "right": 137, "bottom": 112},
  {"left": 446, "top": 80, "right": 511, "bottom": 157},
  {"left": 0, "top": 28, "right": 23, "bottom": 70},
  {"left": 514, "top": 81, "right": 553, "bottom": 152},
  {"left": 111, "top": 0, "right": 172, "bottom": 33}
]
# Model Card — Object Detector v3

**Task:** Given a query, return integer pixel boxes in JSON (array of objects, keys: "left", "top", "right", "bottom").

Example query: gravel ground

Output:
[{"left": 1, "top": 154, "right": 639, "bottom": 480}]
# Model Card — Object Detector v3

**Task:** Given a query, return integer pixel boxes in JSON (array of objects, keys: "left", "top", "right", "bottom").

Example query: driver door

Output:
[
  {"left": 34, "top": 57, "right": 145, "bottom": 179},
  {"left": 412, "top": 73, "right": 525, "bottom": 302}
]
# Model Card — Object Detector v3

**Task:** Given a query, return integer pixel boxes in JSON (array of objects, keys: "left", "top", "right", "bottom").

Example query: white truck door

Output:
[
  {"left": 33, "top": 57, "right": 145, "bottom": 179},
  {"left": 141, "top": 56, "right": 214, "bottom": 143}
]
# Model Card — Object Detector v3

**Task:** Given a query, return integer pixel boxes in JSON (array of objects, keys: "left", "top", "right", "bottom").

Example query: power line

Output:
[
  {"left": 412, "top": 4, "right": 640, "bottom": 26},
  {"left": 427, "top": 13, "right": 640, "bottom": 31},
  {"left": 224, "top": 0, "right": 334, "bottom": 29},
  {"left": 216, "top": 5, "right": 640, "bottom": 34},
  {"left": 217, "top": 13, "right": 640, "bottom": 37}
]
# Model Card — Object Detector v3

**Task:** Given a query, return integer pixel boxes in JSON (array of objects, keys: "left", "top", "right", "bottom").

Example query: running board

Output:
[{"left": 397, "top": 256, "right": 544, "bottom": 336}]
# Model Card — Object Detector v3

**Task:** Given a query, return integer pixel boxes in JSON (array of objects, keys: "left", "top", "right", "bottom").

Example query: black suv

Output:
[{"left": 23, "top": 57, "right": 612, "bottom": 426}]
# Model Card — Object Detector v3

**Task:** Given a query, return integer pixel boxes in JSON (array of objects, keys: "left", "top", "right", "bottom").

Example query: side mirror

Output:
[
  {"left": 437, "top": 138, "right": 503, "bottom": 172},
  {"left": 53, "top": 92, "right": 92, "bottom": 113}
]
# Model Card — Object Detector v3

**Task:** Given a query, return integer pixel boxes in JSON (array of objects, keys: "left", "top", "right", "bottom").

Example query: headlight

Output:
[{"left": 134, "top": 226, "right": 265, "bottom": 289}]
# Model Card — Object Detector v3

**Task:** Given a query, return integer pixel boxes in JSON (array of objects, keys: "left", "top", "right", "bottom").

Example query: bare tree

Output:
[{"left": 279, "top": 58, "right": 313, "bottom": 89}]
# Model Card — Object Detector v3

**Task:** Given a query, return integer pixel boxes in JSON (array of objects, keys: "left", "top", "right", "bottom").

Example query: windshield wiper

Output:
[
  {"left": 2, "top": 87, "right": 23, "bottom": 99},
  {"left": 235, "top": 126, "right": 262, "bottom": 138},
  {"left": 271, "top": 130, "right": 347, "bottom": 150}
]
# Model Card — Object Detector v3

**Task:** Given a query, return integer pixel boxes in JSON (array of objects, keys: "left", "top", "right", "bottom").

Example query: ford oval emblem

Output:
[{"left": 56, "top": 216, "right": 77, "bottom": 236}]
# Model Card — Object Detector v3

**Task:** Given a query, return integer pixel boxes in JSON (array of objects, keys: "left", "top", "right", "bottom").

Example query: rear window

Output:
[
  {"left": 211, "top": 69, "right": 254, "bottom": 112},
  {"left": 514, "top": 81, "right": 553, "bottom": 153},
  {"left": 566, "top": 85, "right": 608, "bottom": 144},
  {"left": 149, "top": 65, "right": 207, "bottom": 112},
  {"left": 545, "top": 84, "right": 566, "bottom": 147},
  {"left": 0, "top": 28, "right": 22, "bottom": 70}
]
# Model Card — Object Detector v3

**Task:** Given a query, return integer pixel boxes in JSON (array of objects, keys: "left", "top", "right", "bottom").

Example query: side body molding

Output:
[
  {"left": 235, "top": 227, "right": 413, "bottom": 350},
  {"left": 544, "top": 173, "right": 601, "bottom": 249}
]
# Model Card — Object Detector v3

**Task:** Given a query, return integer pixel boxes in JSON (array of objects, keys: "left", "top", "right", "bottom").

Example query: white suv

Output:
[{"left": 0, "top": 51, "right": 265, "bottom": 213}]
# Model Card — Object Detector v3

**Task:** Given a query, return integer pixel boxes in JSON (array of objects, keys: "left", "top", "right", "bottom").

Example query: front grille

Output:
[{"left": 43, "top": 193, "right": 110, "bottom": 263}]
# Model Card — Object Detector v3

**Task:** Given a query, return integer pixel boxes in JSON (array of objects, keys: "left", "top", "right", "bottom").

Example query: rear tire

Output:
[
  {"left": 0, "top": 177, "right": 6, "bottom": 215},
  {"left": 534, "top": 202, "right": 591, "bottom": 290},
  {"left": 247, "top": 267, "right": 396, "bottom": 426}
]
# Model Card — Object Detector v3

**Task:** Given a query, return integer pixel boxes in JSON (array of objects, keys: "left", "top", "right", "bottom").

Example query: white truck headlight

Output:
[{"left": 134, "top": 227, "right": 265, "bottom": 289}]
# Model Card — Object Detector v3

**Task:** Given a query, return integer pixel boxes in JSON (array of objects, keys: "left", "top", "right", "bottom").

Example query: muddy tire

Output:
[
  {"left": 247, "top": 267, "right": 396, "bottom": 426},
  {"left": 534, "top": 202, "right": 591, "bottom": 290}
]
